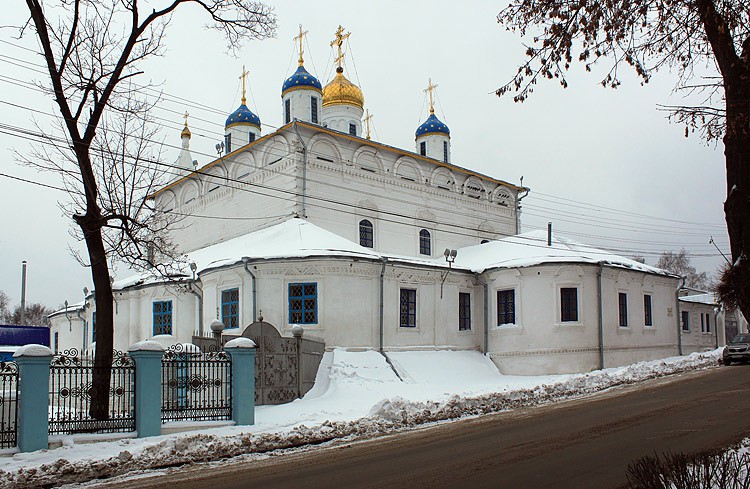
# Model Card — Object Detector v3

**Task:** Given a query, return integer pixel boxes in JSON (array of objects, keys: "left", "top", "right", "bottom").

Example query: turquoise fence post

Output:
[
  {"left": 14, "top": 344, "right": 52, "bottom": 452},
  {"left": 224, "top": 338, "right": 256, "bottom": 426},
  {"left": 128, "top": 340, "right": 165, "bottom": 438}
]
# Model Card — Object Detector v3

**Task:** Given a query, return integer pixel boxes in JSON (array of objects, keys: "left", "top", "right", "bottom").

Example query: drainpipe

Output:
[
  {"left": 379, "top": 257, "right": 387, "bottom": 353},
  {"left": 242, "top": 257, "right": 257, "bottom": 323},
  {"left": 515, "top": 185, "right": 530, "bottom": 234},
  {"left": 676, "top": 276, "right": 687, "bottom": 355},
  {"left": 292, "top": 121, "right": 308, "bottom": 218},
  {"left": 597, "top": 263, "right": 604, "bottom": 370}
]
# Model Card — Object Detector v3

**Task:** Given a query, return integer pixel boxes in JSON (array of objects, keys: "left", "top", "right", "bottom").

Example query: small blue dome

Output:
[
  {"left": 415, "top": 113, "right": 450, "bottom": 138},
  {"left": 225, "top": 104, "right": 261, "bottom": 129},
  {"left": 282, "top": 65, "right": 322, "bottom": 96}
]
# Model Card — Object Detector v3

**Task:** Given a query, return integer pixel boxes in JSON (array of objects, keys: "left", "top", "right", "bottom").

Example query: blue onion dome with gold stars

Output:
[
  {"left": 225, "top": 103, "right": 261, "bottom": 130},
  {"left": 415, "top": 113, "right": 450, "bottom": 138},
  {"left": 282, "top": 65, "right": 322, "bottom": 96}
]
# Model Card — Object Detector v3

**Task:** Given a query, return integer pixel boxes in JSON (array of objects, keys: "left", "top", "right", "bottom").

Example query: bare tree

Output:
[
  {"left": 655, "top": 249, "right": 711, "bottom": 290},
  {"left": 19, "top": 0, "right": 276, "bottom": 419},
  {"left": 496, "top": 2, "right": 750, "bottom": 320}
]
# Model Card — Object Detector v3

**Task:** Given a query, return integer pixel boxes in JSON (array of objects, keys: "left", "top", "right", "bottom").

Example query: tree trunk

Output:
[
  {"left": 722, "top": 70, "right": 750, "bottom": 323},
  {"left": 81, "top": 217, "right": 114, "bottom": 420}
]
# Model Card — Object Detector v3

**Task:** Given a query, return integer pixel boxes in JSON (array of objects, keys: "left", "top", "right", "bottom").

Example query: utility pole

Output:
[{"left": 20, "top": 260, "right": 27, "bottom": 326}]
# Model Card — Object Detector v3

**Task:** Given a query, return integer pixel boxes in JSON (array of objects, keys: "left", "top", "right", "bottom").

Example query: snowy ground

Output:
[{"left": 0, "top": 348, "right": 723, "bottom": 488}]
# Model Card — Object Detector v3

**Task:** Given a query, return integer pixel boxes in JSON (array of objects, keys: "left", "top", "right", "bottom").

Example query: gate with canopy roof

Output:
[{"left": 241, "top": 319, "right": 324, "bottom": 405}]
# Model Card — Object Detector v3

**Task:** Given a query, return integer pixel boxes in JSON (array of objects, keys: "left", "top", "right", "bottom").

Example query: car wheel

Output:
[{"left": 723, "top": 359, "right": 732, "bottom": 366}]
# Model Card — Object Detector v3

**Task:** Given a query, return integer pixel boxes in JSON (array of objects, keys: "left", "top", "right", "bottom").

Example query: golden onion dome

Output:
[{"left": 322, "top": 67, "right": 364, "bottom": 110}]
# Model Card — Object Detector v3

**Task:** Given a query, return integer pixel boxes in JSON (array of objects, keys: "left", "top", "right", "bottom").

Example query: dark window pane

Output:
[
  {"left": 560, "top": 288, "right": 578, "bottom": 322},
  {"left": 359, "top": 220, "right": 374, "bottom": 248},
  {"left": 497, "top": 289, "right": 515, "bottom": 325}
]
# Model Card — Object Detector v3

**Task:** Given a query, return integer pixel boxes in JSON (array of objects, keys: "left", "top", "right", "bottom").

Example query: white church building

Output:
[{"left": 50, "top": 26, "right": 688, "bottom": 375}]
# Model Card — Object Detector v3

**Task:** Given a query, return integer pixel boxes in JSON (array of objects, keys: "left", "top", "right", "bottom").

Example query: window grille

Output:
[
  {"left": 311, "top": 96, "right": 318, "bottom": 123},
  {"left": 289, "top": 283, "right": 317, "bottom": 324},
  {"left": 153, "top": 300, "right": 173, "bottom": 335},
  {"left": 443, "top": 140, "right": 448, "bottom": 162},
  {"left": 359, "top": 219, "right": 374, "bottom": 248},
  {"left": 560, "top": 288, "right": 578, "bottom": 322},
  {"left": 285, "top": 99, "right": 291, "bottom": 124},
  {"left": 420, "top": 141, "right": 426, "bottom": 156},
  {"left": 497, "top": 289, "right": 515, "bottom": 325},
  {"left": 619, "top": 293, "right": 628, "bottom": 327},
  {"left": 349, "top": 123, "right": 357, "bottom": 136},
  {"left": 400, "top": 288, "right": 417, "bottom": 327},
  {"left": 459, "top": 292, "right": 471, "bottom": 331},
  {"left": 221, "top": 288, "right": 240, "bottom": 329},
  {"left": 644, "top": 294, "right": 653, "bottom": 326},
  {"left": 419, "top": 229, "right": 431, "bottom": 255}
]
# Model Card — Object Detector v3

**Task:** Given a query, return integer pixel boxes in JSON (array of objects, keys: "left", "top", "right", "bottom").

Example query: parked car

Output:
[{"left": 722, "top": 334, "right": 750, "bottom": 365}]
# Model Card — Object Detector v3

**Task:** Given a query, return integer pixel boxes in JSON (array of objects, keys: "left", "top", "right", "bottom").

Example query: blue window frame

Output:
[
  {"left": 311, "top": 96, "right": 318, "bottom": 123},
  {"left": 400, "top": 288, "right": 417, "bottom": 328},
  {"left": 618, "top": 292, "right": 628, "bottom": 327},
  {"left": 221, "top": 288, "right": 240, "bottom": 329},
  {"left": 359, "top": 219, "right": 374, "bottom": 248},
  {"left": 497, "top": 289, "right": 515, "bottom": 325},
  {"left": 153, "top": 300, "right": 173, "bottom": 335},
  {"left": 289, "top": 283, "right": 317, "bottom": 324},
  {"left": 419, "top": 229, "right": 431, "bottom": 255},
  {"left": 560, "top": 287, "right": 578, "bottom": 322},
  {"left": 459, "top": 292, "right": 471, "bottom": 331}
]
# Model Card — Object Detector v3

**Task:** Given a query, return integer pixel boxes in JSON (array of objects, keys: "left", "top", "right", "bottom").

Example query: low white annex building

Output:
[{"left": 50, "top": 26, "right": 690, "bottom": 375}]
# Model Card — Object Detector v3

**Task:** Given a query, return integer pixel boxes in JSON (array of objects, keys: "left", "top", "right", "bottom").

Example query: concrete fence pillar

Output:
[
  {"left": 224, "top": 338, "right": 256, "bottom": 426},
  {"left": 128, "top": 340, "right": 165, "bottom": 438},
  {"left": 14, "top": 344, "right": 52, "bottom": 452}
]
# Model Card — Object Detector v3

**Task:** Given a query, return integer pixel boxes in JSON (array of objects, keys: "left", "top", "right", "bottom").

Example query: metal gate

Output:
[
  {"left": 0, "top": 362, "right": 18, "bottom": 448},
  {"left": 241, "top": 320, "right": 324, "bottom": 405}
]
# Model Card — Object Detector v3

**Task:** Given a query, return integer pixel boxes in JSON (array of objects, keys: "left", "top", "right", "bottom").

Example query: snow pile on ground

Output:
[{"left": 0, "top": 348, "right": 721, "bottom": 488}]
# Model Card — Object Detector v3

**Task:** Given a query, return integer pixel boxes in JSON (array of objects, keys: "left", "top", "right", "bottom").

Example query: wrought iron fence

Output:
[
  {"left": 161, "top": 344, "right": 232, "bottom": 422},
  {"left": 0, "top": 362, "right": 18, "bottom": 448},
  {"left": 49, "top": 349, "right": 135, "bottom": 435}
]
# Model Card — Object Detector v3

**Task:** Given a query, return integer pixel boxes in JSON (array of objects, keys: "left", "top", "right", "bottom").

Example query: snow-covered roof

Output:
[
  {"left": 48, "top": 300, "right": 86, "bottom": 318},
  {"left": 679, "top": 292, "right": 718, "bottom": 306},
  {"left": 190, "top": 218, "right": 382, "bottom": 273},
  {"left": 450, "top": 230, "right": 673, "bottom": 276},
  {"left": 105, "top": 222, "right": 674, "bottom": 292}
]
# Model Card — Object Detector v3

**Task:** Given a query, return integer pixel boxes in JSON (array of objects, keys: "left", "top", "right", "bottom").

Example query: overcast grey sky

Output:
[{"left": 0, "top": 1, "right": 729, "bottom": 310}]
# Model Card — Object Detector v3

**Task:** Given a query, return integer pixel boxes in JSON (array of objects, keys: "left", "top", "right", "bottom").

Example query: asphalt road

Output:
[{"left": 96, "top": 366, "right": 750, "bottom": 489}]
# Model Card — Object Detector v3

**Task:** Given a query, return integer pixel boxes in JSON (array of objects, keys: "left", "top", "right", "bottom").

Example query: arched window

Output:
[
  {"left": 359, "top": 219, "right": 374, "bottom": 248},
  {"left": 419, "top": 229, "right": 431, "bottom": 255}
]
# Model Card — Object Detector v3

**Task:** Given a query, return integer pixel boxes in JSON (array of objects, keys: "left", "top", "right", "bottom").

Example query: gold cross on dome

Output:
[
  {"left": 330, "top": 25, "right": 350, "bottom": 69},
  {"left": 424, "top": 78, "right": 438, "bottom": 114},
  {"left": 294, "top": 24, "right": 309, "bottom": 66},
  {"left": 239, "top": 65, "right": 249, "bottom": 104},
  {"left": 183, "top": 111, "right": 189, "bottom": 126},
  {"left": 363, "top": 109, "right": 373, "bottom": 140}
]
